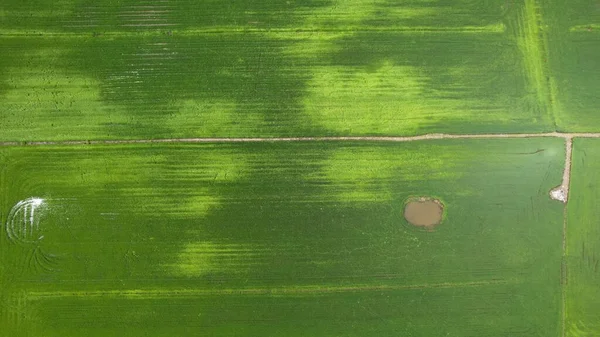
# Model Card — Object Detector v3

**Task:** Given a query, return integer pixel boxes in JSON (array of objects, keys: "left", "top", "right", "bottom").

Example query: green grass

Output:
[
  {"left": 0, "top": 0, "right": 559, "bottom": 141},
  {"left": 1, "top": 138, "right": 565, "bottom": 336},
  {"left": 565, "top": 138, "right": 600, "bottom": 336}
]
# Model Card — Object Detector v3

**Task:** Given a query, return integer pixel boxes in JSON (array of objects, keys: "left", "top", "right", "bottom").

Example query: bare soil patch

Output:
[{"left": 404, "top": 198, "right": 444, "bottom": 229}]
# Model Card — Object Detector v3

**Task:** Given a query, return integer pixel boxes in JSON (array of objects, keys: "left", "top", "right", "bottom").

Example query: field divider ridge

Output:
[{"left": 2, "top": 132, "right": 600, "bottom": 147}]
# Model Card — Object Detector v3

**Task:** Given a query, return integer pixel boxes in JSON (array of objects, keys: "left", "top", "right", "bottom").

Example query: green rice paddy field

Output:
[
  {"left": 1, "top": 140, "right": 565, "bottom": 336},
  {"left": 1, "top": 0, "right": 599, "bottom": 336},
  {"left": 566, "top": 139, "right": 600, "bottom": 336},
  {"left": 0, "top": 0, "right": 575, "bottom": 141}
]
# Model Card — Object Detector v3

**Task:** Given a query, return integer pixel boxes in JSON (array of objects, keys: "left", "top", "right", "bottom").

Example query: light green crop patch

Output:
[
  {"left": 299, "top": 0, "right": 505, "bottom": 32},
  {"left": 301, "top": 0, "right": 435, "bottom": 29},
  {"left": 316, "top": 142, "right": 463, "bottom": 203},
  {"left": 304, "top": 62, "right": 474, "bottom": 135},
  {"left": 301, "top": 0, "right": 379, "bottom": 29},
  {"left": 569, "top": 24, "right": 600, "bottom": 32},
  {"left": 165, "top": 241, "right": 263, "bottom": 277},
  {"left": 67, "top": 146, "right": 248, "bottom": 217}
]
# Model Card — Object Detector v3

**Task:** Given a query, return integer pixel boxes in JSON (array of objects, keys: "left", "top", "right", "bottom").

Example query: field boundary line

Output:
[
  {"left": 559, "top": 137, "right": 573, "bottom": 337},
  {"left": 27, "top": 279, "right": 515, "bottom": 300},
  {"left": 1, "top": 132, "right": 600, "bottom": 147},
  {"left": 561, "top": 202, "right": 569, "bottom": 337}
]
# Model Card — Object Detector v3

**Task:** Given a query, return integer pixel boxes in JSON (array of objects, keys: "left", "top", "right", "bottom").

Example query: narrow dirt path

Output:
[
  {"left": 550, "top": 137, "right": 574, "bottom": 203},
  {"left": 1, "top": 131, "right": 600, "bottom": 147}
]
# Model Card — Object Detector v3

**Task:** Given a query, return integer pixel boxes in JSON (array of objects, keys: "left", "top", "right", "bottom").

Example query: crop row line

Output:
[
  {"left": 0, "top": 24, "right": 505, "bottom": 38},
  {"left": 27, "top": 279, "right": 515, "bottom": 300}
]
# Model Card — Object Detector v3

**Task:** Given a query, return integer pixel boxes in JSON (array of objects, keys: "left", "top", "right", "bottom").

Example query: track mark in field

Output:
[
  {"left": 26, "top": 246, "right": 60, "bottom": 274},
  {"left": 27, "top": 279, "right": 515, "bottom": 300},
  {"left": 5, "top": 198, "right": 46, "bottom": 245},
  {"left": 516, "top": 0, "right": 558, "bottom": 126},
  {"left": 3, "top": 198, "right": 59, "bottom": 276}
]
